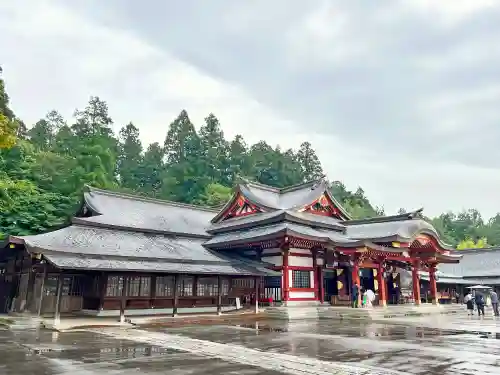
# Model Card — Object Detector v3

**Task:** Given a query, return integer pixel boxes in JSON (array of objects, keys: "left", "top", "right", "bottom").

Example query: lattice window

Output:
[
  {"left": 128, "top": 276, "right": 151, "bottom": 297},
  {"left": 231, "top": 278, "right": 255, "bottom": 288},
  {"left": 177, "top": 276, "right": 194, "bottom": 296},
  {"left": 292, "top": 270, "right": 311, "bottom": 288},
  {"left": 156, "top": 276, "right": 174, "bottom": 297},
  {"left": 222, "top": 278, "right": 230, "bottom": 296},
  {"left": 106, "top": 276, "right": 124, "bottom": 297},
  {"left": 197, "top": 277, "right": 218, "bottom": 296}
]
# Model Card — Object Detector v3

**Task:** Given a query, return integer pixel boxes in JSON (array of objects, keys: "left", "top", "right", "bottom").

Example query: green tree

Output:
[
  {"left": 199, "top": 113, "right": 230, "bottom": 185},
  {"left": 0, "top": 114, "right": 17, "bottom": 149},
  {"left": 297, "top": 141, "right": 323, "bottom": 182},
  {"left": 136, "top": 142, "right": 164, "bottom": 196},
  {"left": 162, "top": 110, "right": 207, "bottom": 202},
  {"left": 195, "top": 183, "right": 233, "bottom": 207},
  {"left": 228, "top": 134, "right": 252, "bottom": 183},
  {"left": 118, "top": 122, "right": 143, "bottom": 190},
  {"left": 456, "top": 237, "right": 488, "bottom": 250}
]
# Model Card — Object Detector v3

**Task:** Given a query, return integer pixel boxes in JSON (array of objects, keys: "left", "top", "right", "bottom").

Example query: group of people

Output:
[
  {"left": 463, "top": 289, "right": 499, "bottom": 317},
  {"left": 351, "top": 283, "right": 375, "bottom": 308}
]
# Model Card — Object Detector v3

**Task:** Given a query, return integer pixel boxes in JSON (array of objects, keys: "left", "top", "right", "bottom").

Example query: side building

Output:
[
  {"left": 0, "top": 178, "right": 462, "bottom": 320},
  {"left": 419, "top": 248, "right": 500, "bottom": 302}
]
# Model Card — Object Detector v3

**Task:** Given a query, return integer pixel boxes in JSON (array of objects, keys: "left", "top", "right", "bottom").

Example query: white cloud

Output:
[
  {"left": 3, "top": 0, "right": 500, "bottom": 220},
  {"left": 401, "top": 0, "right": 497, "bottom": 26}
]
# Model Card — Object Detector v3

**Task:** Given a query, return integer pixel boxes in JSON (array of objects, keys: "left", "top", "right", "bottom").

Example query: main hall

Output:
[{"left": 0, "top": 178, "right": 462, "bottom": 319}]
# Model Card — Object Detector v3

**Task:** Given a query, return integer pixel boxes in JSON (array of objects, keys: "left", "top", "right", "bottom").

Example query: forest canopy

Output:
[{"left": 0, "top": 68, "right": 497, "bottom": 249}]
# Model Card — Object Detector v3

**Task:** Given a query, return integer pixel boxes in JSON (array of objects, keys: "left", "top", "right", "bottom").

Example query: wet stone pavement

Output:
[{"left": 2, "top": 316, "right": 500, "bottom": 374}]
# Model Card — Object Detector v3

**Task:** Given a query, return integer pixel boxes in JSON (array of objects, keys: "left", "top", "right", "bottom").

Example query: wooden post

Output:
[
  {"left": 53, "top": 274, "right": 63, "bottom": 325},
  {"left": 119, "top": 276, "right": 128, "bottom": 323},
  {"left": 173, "top": 274, "right": 179, "bottom": 317},
  {"left": 98, "top": 272, "right": 107, "bottom": 311},
  {"left": 24, "top": 258, "right": 36, "bottom": 312},
  {"left": 429, "top": 266, "right": 438, "bottom": 305},
  {"left": 37, "top": 264, "right": 48, "bottom": 317},
  {"left": 150, "top": 275, "right": 157, "bottom": 309},
  {"left": 318, "top": 266, "right": 324, "bottom": 304},
  {"left": 254, "top": 276, "right": 259, "bottom": 314},
  {"left": 412, "top": 261, "right": 421, "bottom": 306},
  {"left": 217, "top": 275, "right": 222, "bottom": 315},
  {"left": 377, "top": 262, "right": 387, "bottom": 307}
]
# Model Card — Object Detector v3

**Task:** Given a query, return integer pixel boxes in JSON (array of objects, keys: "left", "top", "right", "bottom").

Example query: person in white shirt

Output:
[{"left": 464, "top": 292, "right": 474, "bottom": 315}]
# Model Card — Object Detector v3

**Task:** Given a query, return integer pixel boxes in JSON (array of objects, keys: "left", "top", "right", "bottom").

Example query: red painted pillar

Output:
[
  {"left": 282, "top": 246, "right": 290, "bottom": 302},
  {"left": 351, "top": 257, "right": 360, "bottom": 306},
  {"left": 312, "top": 250, "right": 318, "bottom": 300},
  {"left": 318, "top": 267, "right": 324, "bottom": 303},
  {"left": 429, "top": 266, "right": 438, "bottom": 305},
  {"left": 412, "top": 261, "right": 421, "bottom": 305},
  {"left": 377, "top": 262, "right": 387, "bottom": 307}
]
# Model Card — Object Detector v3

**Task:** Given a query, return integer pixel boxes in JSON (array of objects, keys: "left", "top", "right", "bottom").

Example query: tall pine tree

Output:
[
  {"left": 297, "top": 141, "right": 323, "bottom": 182},
  {"left": 118, "top": 122, "right": 143, "bottom": 190}
]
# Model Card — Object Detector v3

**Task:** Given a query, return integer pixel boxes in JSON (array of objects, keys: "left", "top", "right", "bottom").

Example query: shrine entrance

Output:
[{"left": 359, "top": 268, "right": 375, "bottom": 292}]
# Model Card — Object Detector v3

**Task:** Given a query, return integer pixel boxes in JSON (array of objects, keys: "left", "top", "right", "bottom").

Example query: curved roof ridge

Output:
[
  {"left": 240, "top": 177, "right": 326, "bottom": 194},
  {"left": 280, "top": 178, "right": 325, "bottom": 193},
  {"left": 343, "top": 208, "right": 424, "bottom": 225},
  {"left": 84, "top": 185, "right": 219, "bottom": 213}
]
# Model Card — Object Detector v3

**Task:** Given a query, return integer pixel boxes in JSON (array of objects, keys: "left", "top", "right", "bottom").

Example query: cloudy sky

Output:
[{"left": 2, "top": 0, "right": 500, "bottom": 218}]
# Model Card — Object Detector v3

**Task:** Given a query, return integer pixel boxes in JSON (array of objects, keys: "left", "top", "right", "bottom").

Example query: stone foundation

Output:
[{"left": 264, "top": 304, "right": 464, "bottom": 321}]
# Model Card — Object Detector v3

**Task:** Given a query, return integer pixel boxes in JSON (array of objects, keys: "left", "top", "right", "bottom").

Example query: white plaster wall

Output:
[
  {"left": 310, "top": 271, "right": 315, "bottom": 288},
  {"left": 261, "top": 256, "right": 282, "bottom": 266},
  {"left": 289, "top": 256, "right": 313, "bottom": 267},
  {"left": 288, "top": 269, "right": 293, "bottom": 289},
  {"left": 289, "top": 291, "right": 315, "bottom": 299}
]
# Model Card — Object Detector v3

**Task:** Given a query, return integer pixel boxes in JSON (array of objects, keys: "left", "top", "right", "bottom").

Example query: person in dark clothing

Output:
[
  {"left": 475, "top": 292, "right": 485, "bottom": 317},
  {"left": 351, "top": 283, "right": 360, "bottom": 308}
]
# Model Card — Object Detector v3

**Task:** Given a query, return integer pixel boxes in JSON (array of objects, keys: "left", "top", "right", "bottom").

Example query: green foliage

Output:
[
  {"left": 1, "top": 69, "right": 500, "bottom": 248},
  {"left": 456, "top": 237, "right": 488, "bottom": 250}
]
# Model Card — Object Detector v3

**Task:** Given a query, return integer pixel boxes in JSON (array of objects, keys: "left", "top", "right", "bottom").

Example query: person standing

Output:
[
  {"left": 351, "top": 283, "right": 360, "bottom": 308},
  {"left": 475, "top": 292, "right": 485, "bottom": 317},
  {"left": 491, "top": 290, "right": 499, "bottom": 317},
  {"left": 464, "top": 292, "right": 474, "bottom": 316}
]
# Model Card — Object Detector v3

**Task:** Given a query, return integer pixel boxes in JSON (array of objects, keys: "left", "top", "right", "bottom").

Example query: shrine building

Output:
[{"left": 0, "top": 179, "right": 462, "bottom": 320}]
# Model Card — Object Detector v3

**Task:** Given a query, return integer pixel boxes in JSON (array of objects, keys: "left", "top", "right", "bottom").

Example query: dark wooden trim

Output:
[
  {"left": 120, "top": 276, "right": 128, "bottom": 321},
  {"left": 217, "top": 275, "right": 222, "bottom": 315},
  {"left": 37, "top": 263, "right": 48, "bottom": 317},
  {"left": 150, "top": 275, "right": 157, "bottom": 308},
  {"left": 98, "top": 272, "right": 106, "bottom": 310},
  {"left": 54, "top": 274, "right": 63, "bottom": 321},
  {"left": 173, "top": 274, "right": 179, "bottom": 316}
]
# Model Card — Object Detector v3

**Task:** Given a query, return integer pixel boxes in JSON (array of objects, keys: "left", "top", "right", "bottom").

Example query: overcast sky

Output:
[{"left": 2, "top": 0, "right": 500, "bottom": 218}]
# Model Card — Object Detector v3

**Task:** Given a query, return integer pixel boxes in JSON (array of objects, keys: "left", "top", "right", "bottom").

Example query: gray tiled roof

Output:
[
  {"left": 239, "top": 179, "right": 342, "bottom": 211},
  {"left": 207, "top": 209, "right": 345, "bottom": 234},
  {"left": 438, "top": 249, "right": 500, "bottom": 278},
  {"left": 211, "top": 179, "right": 351, "bottom": 222},
  {"left": 345, "top": 219, "right": 439, "bottom": 242},
  {"left": 82, "top": 186, "right": 216, "bottom": 237},
  {"left": 204, "top": 222, "right": 363, "bottom": 248},
  {"left": 41, "top": 253, "right": 272, "bottom": 275},
  {"left": 13, "top": 225, "right": 276, "bottom": 276}
]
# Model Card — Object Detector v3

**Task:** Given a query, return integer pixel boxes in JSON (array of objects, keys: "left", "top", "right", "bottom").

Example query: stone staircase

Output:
[
  {"left": 264, "top": 304, "right": 464, "bottom": 321},
  {"left": 3, "top": 314, "right": 42, "bottom": 330}
]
